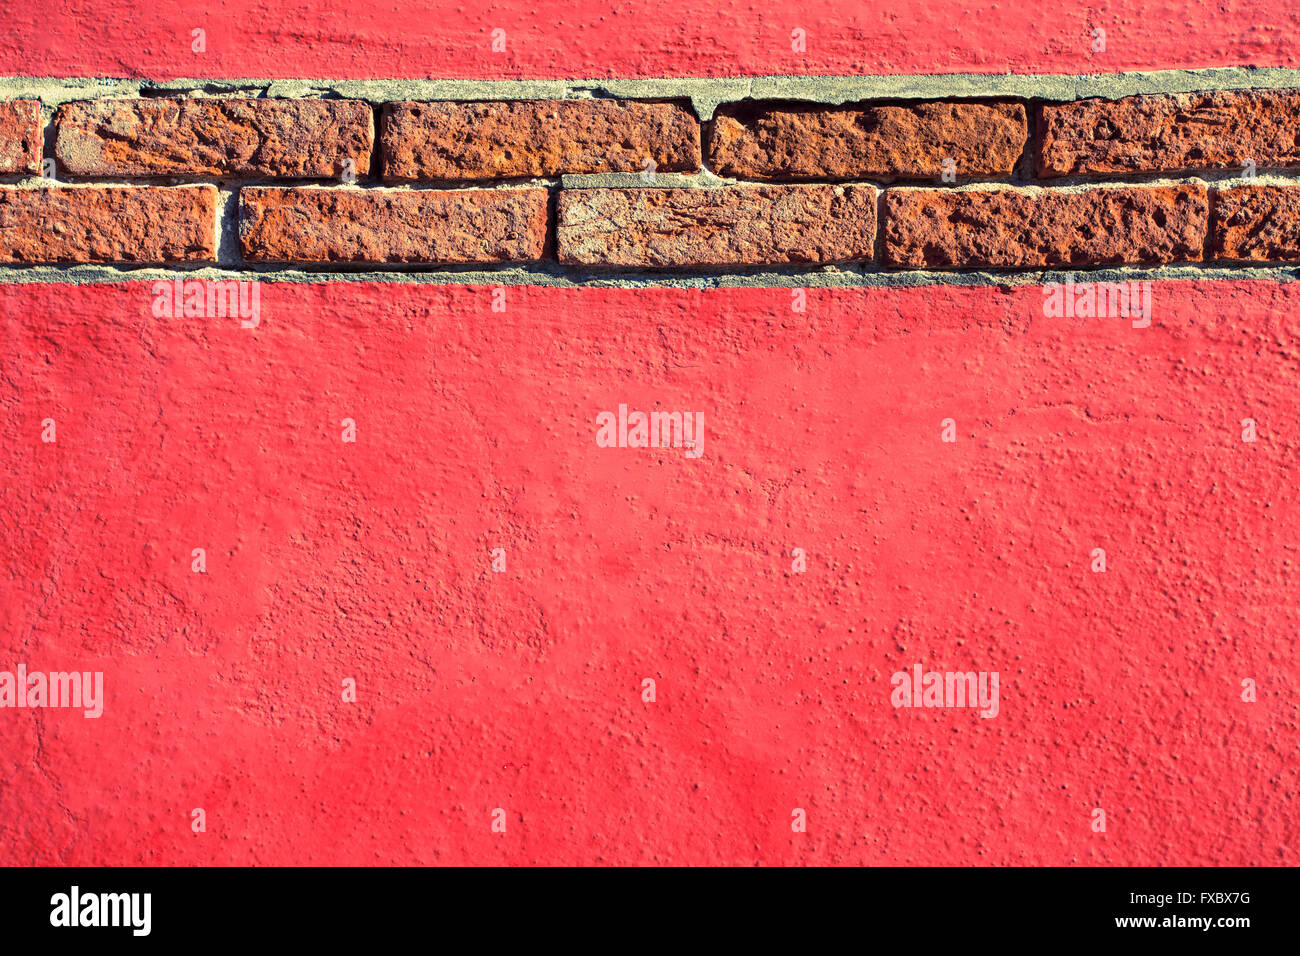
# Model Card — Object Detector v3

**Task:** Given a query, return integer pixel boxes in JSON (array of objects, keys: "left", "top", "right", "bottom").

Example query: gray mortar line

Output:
[
  {"left": 5, "top": 66, "right": 1300, "bottom": 118},
  {"left": 216, "top": 187, "right": 240, "bottom": 265},
  {"left": 3, "top": 263, "right": 1298, "bottom": 289}
]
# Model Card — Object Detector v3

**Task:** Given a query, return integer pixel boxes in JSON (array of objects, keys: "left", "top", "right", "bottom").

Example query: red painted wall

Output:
[
  {"left": 2, "top": 280, "right": 1294, "bottom": 865},
  {"left": 9, "top": 0, "right": 1300, "bottom": 79}
]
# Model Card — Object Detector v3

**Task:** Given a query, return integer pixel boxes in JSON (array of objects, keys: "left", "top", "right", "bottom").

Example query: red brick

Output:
[
  {"left": 557, "top": 184, "right": 876, "bottom": 267},
  {"left": 1040, "top": 90, "right": 1300, "bottom": 177},
  {"left": 709, "top": 101, "right": 1027, "bottom": 180},
  {"left": 381, "top": 100, "right": 701, "bottom": 181},
  {"left": 882, "top": 183, "right": 1208, "bottom": 269},
  {"left": 1212, "top": 183, "right": 1300, "bottom": 262},
  {"left": 239, "top": 186, "right": 549, "bottom": 263},
  {"left": 55, "top": 98, "right": 373, "bottom": 178},
  {"left": 0, "top": 185, "right": 217, "bottom": 263},
  {"left": 0, "top": 100, "right": 41, "bottom": 175}
]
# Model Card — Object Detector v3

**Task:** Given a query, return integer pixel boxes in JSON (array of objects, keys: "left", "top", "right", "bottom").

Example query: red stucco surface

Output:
[
  {"left": 1, "top": 280, "right": 1294, "bottom": 865},
  {"left": 7, "top": 0, "right": 1300, "bottom": 79}
]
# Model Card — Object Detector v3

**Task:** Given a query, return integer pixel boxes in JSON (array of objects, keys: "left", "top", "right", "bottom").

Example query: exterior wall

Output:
[{"left": 1, "top": 3, "right": 1295, "bottom": 866}]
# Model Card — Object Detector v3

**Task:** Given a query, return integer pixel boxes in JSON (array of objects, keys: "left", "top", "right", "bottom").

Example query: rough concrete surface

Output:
[
  {"left": 0, "top": 280, "right": 1295, "bottom": 865},
  {"left": 5, "top": 1, "right": 1300, "bottom": 80}
]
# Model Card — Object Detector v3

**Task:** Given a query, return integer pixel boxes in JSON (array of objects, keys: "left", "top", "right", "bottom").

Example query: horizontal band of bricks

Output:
[{"left": 6, "top": 88, "right": 1300, "bottom": 268}]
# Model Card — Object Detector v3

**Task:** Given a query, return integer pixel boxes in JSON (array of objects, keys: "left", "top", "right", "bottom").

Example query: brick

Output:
[
  {"left": 709, "top": 101, "right": 1027, "bottom": 180},
  {"left": 882, "top": 183, "right": 1207, "bottom": 269},
  {"left": 1040, "top": 90, "right": 1300, "bottom": 177},
  {"left": 381, "top": 100, "right": 701, "bottom": 181},
  {"left": 55, "top": 98, "right": 373, "bottom": 178},
  {"left": 1212, "top": 183, "right": 1300, "bottom": 262},
  {"left": 0, "top": 185, "right": 217, "bottom": 264},
  {"left": 239, "top": 186, "right": 549, "bottom": 263},
  {"left": 0, "top": 100, "right": 41, "bottom": 174},
  {"left": 557, "top": 184, "right": 876, "bottom": 267}
]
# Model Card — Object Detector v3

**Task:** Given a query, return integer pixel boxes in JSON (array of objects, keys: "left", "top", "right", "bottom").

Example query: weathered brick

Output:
[
  {"left": 1040, "top": 90, "right": 1300, "bottom": 177},
  {"left": 0, "top": 185, "right": 217, "bottom": 263},
  {"left": 882, "top": 183, "right": 1207, "bottom": 269},
  {"left": 557, "top": 184, "right": 876, "bottom": 267},
  {"left": 1212, "top": 183, "right": 1300, "bottom": 262},
  {"left": 239, "top": 186, "right": 549, "bottom": 263},
  {"left": 709, "top": 101, "right": 1027, "bottom": 180},
  {"left": 0, "top": 100, "right": 41, "bottom": 174},
  {"left": 381, "top": 100, "right": 701, "bottom": 181},
  {"left": 55, "top": 98, "right": 373, "bottom": 178}
]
